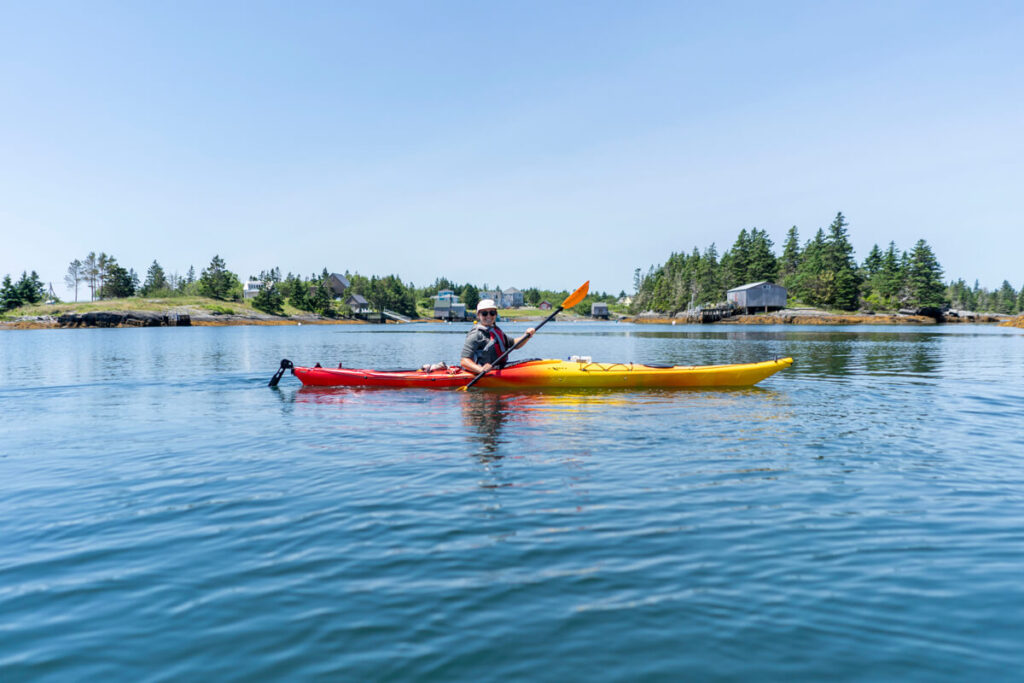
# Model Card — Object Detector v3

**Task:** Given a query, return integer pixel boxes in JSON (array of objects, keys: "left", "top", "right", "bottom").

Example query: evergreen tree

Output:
[
  {"left": 251, "top": 270, "right": 285, "bottom": 315},
  {"left": 695, "top": 244, "right": 722, "bottom": 306},
  {"left": 462, "top": 283, "right": 480, "bottom": 310},
  {"left": 83, "top": 252, "right": 99, "bottom": 300},
  {"left": 14, "top": 271, "right": 46, "bottom": 306},
  {"left": 996, "top": 280, "right": 1017, "bottom": 315},
  {"left": 879, "top": 242, "right": 902, "bottom": 304},
  {"left": 97, "top": 261, "right": 135, "bottom": 299},
  {"left": 1, "top": 274, "right": 21, "bottom": 311},
  {"left": 947, "top": 279, "right": 976, "bottom": 311},
  {"left": 65, "top": 259, "right": 83, "bottom": 302},
  {"left": 141, "top": 260, "right": 168, "bottom": 296},
  {"left": 791, "top": 229, "right": 827, "bottom": 305},
  {"left": 778, "top": 226, "right": 801, "bottom": 289},
  {"left": 306, "top": 276, "right": 333, "bottom": 315},
  {"left": 821, "top": 212, "right": 861, "bottom": 310},
  {"left": 863, "top": 244, "right": 883, "bottom": 278},
  {"left": 747, "top": 228, "right": 778, "bottom": 283},
  {"left": 722, "top": 229, "right": 751, "bottom": 290},
  {"left": 197, "top": 255, "right": 242, "bottom": 301},
  {"left": 96, "top": 252, "right": 112, "bottom": 294},
  {"left": 904, "top": 239, "right": 946, "bottom": 307},
  {"left": 1018, "top": 283, "right": 1024, "bottom": 314}
]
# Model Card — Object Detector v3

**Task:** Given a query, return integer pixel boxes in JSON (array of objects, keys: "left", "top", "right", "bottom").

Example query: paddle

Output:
[{"left": 459, "top": 280, "right": 590, "bottom": 391}]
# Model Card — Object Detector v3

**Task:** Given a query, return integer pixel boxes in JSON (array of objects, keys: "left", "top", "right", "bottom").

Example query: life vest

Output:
[{"left": 487, "top": 325, "right": 507, "bottom": 356}]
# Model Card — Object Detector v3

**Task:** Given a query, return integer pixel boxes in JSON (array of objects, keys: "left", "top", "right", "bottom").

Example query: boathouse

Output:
[
  {"left": 591, "top": 302, "right": 609, "bottom": 319},
  {"left": 346, "top": 293, "right": 370, "bottom": 314},
  {"left": 726, "top": 281, "right": 788, "bottom": 314}
]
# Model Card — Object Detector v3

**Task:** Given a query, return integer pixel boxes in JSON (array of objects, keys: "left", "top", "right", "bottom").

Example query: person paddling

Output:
[{"left": 460, "top": 299, "right": 535, "bottom": 375}]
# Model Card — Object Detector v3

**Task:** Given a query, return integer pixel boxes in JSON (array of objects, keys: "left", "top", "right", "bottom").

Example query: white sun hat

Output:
[{"left": 476, "top": 299, "right": 498, "bottom": 312}]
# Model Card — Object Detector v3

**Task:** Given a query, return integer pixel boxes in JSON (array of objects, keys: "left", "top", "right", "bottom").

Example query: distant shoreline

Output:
[{"left": 3, "top": 307, "right": 1018, "bottom": 330}]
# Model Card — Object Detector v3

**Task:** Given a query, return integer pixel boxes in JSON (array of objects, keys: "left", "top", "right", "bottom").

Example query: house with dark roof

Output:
[
  {"left": 346, "top": 293, "right": 370, "bottom": 314},
  {"left": 326, "top": 273, "right": 350, "bottom": 299},
  {"left": 502, "top": 287, "right": 524, "bottom": 308}
]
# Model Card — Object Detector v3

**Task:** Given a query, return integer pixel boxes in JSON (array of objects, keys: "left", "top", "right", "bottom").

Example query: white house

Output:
[{"left": 243, "top": 280, "right": 266, "bottom": 299}]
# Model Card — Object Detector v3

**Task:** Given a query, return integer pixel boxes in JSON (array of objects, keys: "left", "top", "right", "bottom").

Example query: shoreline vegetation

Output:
[
  {"left": 2, "top": 297, "right": 1018, "bottom": 330},
  {"left": 3, "top": 214, "right": 1021, "bottom": 329}
]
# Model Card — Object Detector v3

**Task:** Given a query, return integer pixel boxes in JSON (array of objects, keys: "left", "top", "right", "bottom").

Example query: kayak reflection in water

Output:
[
  {"left": 462, "top": 393, "right": 509, "bottom": 461},
  {"left": 460, "top": 298, "right": 535, "bottom": 375}
]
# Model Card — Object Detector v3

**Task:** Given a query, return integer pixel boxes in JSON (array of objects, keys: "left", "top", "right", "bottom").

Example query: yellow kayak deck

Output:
[{"left": 478, "top": 357, "right": 794, "bottom": 389}]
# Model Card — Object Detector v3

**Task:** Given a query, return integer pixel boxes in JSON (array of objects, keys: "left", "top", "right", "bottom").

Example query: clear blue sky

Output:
[{"left": 3, "top": 1, "right": 1022, "bottom": 298}]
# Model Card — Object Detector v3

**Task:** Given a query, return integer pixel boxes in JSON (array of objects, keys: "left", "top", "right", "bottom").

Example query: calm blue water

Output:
[{"left": 2, "top": 322, "right": 1024, "bottom": 681}]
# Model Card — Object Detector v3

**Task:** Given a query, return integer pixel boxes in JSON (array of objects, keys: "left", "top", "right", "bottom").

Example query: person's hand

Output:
[
  {"left": 481, "top": 363, "right": 493, "bottom": 373},
  {"left": 526, "top": 327, "right": 536, "bottom": 337}
]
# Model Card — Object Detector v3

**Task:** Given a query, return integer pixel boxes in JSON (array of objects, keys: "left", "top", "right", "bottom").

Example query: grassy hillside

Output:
[{"left": 4, "top": 296, "right": 313, "bottom": 318}]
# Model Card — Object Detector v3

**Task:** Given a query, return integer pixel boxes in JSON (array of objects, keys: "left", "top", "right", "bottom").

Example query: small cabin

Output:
[
  {"left": 591, "top": 302, "right": 609, "bottom": 319},
  {"left": 726, "top": 281, "right": 788, "bottom": 313},
  {"left": 346, "top": 293, "right": 370, "bottom": 314},
  {"left": 538, "top": 301, "right": 552, "bottom": 310}
]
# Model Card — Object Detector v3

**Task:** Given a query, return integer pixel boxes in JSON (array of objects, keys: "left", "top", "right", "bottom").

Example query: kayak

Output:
[{"left": 288, "top": 357, "right": 793, "bottom": 389}]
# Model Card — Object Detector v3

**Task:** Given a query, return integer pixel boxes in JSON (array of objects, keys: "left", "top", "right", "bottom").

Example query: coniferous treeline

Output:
[{"left": 631, "top": 212, "right": 1020, "bottom": 314}]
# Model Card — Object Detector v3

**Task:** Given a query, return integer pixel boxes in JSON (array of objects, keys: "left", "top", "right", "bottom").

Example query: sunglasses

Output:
[{"left": 479, "top": 310, "right": 497, "bottom": 316}]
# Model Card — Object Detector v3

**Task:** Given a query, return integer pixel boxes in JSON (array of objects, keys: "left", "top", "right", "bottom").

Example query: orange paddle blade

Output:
[{"left": 560, "top": 281, "right": 589, "bottom": 309}]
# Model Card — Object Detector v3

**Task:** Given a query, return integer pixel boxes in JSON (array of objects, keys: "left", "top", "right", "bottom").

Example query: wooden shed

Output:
[
  {"left": 591, "top": 302, "right": 609, "bottom": 319},
  {"left": 726, "top": 281, "right": 788, "bottom": 313},
  {"left": 346, "top": 293, "right": 370, "bottom": 314}
]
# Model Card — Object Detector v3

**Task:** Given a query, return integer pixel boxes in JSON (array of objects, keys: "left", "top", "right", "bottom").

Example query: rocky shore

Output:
[
  {"left": 1, "top": 309, "right": 368, "bottom": 330},
  {"left": 628, "top": 307, "right": 1010, "bottom": 325}
]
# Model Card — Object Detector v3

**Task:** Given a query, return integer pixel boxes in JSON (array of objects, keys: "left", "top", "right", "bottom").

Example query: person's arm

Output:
[
  {"left": 461, "top": 329, "right": 490, "bottom": 374},
  {"left": 460, "top": 357, "right": 491, "bottom": 374},
  {"left": 513, "top": 327, "right": 536, "bottom": 348}
]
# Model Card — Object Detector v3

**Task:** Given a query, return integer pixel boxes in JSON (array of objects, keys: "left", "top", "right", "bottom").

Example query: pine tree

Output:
[
  {"left": 65, "top": 259, "right": 83, "bottom": 302},
  {"left": 778, "top": 226, "right": 801, "bottom": 289},
  {"left": 251, "top": 270, "right": 285, "bottom": 315},
  {"left": 198, "top": 255, "right": 241, "bottom": 301},
  {"left": 791, "top": 229, "right": 826, "bottom": 305},
  {"left": 723, "top": 229, "right": 751, "bottom": 290},
  {"left": 905, "top": 240, "right": 946, "bottom": 307},
  {"left": 996, "top": 280, "right": 1017, "bottom": 315},
  {"left": 821, "top": 212, "right": 861, "bottom": 310},
  {"left": 98, "top": 260, "right": 136, "bottom": 299},
  {"left": 142, "top": 260, "right": 168, "bottom": 296},
  {"left": 695, "top": 244, "right": 722, "bottom": 306},
  {"left": 1, "top": 274, "right": 20, "bottom": 311},
  {"left": 879, "top": 242, "right": 902, "bottom": 305},
  {"left": 83, "top": 252, "right": 99, "bottom": 300},
  {"left": 14, "top": 271, "right": 46, "bottom": 305},
  {"left": 1017, "top": 283, "right": 1024, "bottom": 314},
  {"left": 747, "top": 228, "right": 778, "bottom": 283}
]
